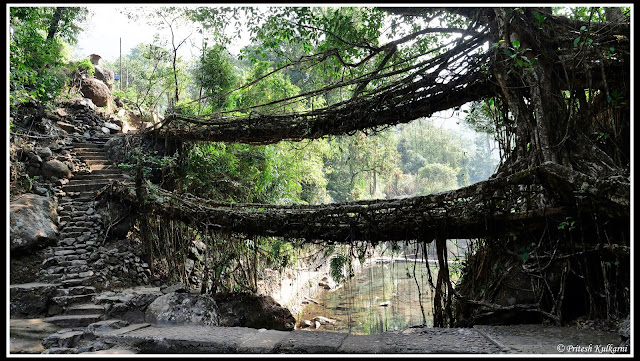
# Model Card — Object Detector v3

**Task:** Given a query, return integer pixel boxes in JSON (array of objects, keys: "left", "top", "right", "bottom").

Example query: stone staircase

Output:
[{"left": 33, "top": 136, "right": 135, "bottom": 353}]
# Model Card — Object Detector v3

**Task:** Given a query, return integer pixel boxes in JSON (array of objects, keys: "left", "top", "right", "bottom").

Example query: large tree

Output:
[{"left": 117, "top": 6, "right": 630, "bottom": 327}]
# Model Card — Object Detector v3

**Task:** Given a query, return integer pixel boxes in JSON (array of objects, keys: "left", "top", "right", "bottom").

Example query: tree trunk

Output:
[{"left": 46, "top": 7, "right": 65, "bottom": 40}]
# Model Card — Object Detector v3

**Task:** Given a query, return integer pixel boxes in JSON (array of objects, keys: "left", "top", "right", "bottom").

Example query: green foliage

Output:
[
  {"left": 232, "top": 60, "right": 304, "bottom": 113},
  {"left": 193, "top": 44, "right": 238, "bottom": 111},
  {"left": 324, "top": 131, "right": 399, "bottom": 201},
  {"left": 558, "top": 217, "right": 576, "bottom": 231},
  {"left": 9, "top": 7, "right": 89, "bottom": 111},
  {"left": 68, "top": 58, "right": 95, "bottom": 77},
  {"left": 330, "top": 254, "right": 347, "bottom": 283},
  {"left": 10, "top": 20, "right": 64, "bottom": 108},
  {"left": 417, "top": 163, "right": 460, "bottom": 194}
]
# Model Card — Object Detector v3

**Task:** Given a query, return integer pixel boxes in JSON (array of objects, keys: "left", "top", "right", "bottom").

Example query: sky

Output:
[{"left": 72, "top": 5, "right": 249, "bottom": 63}]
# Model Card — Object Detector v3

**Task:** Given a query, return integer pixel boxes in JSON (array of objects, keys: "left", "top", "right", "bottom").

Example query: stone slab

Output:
[
  {"left": 474, "top": 324, "right": 625, "bottom": 354},
  {"left": 274, "top": 330, "right": 349, "bottom": 353},
  {"left": 237, "top": 328, "right": 290, "bottom": 353}
]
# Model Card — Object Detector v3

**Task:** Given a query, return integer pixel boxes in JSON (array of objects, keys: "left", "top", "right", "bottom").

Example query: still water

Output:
[{"left": 299, "top": 260, "right": 439, "bottom": 334}]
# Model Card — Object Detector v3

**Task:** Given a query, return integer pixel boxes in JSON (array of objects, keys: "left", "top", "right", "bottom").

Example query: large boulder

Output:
[
  {"left": 100, "top": 288, "right": 163, "bottom": 323},
  {"left": 10, "top": 283, "right": 61, "bottom": 317},
  {"left": 215, "top": 293, "right": 296, "bottom": 331},
  {"left": 94, "top": 65, "right": 115, "bottom": 90},
  {"left": 80, "top": 78, "right": 112, "bottom": 107},
  {"left": 10, "top": 194, "right": 58, "bottom": 253},
  {"left": 41, "top": 159, "right": 72, "bottom": 179},
  {"left": 145, "top": 292, "right": 220, "bottom": 326}
]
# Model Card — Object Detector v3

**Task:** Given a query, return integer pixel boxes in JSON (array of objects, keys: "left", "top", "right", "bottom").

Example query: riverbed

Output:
[{"left": 298, "top": 259, "right": 441, "bottom": 334}]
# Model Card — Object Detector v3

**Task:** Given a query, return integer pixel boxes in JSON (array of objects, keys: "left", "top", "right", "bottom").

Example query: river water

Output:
[{"left": 299, "top": 259, "right": 441, "bottom": 334}]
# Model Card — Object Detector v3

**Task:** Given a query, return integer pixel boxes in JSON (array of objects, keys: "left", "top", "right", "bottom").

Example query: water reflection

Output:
[{"left": 299, "top": 260, "right": 438, "bottom": 334}]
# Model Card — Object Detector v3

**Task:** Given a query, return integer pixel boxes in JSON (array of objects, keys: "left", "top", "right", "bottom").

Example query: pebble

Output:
[
  {"left": 79, "top": 271, "right": 94, "bottom": 278},
  {"left": 61, "top": 238, "right": 76, "bottom": 246},
  {"left": 55, "top": 250, "right": 76, "bottom": 256}
]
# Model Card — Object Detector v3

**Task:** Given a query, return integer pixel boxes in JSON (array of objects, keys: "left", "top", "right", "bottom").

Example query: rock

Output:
[
  {"left": 145, "top": 292, "right": 220, "bottom": 326},
  {"left": 37, "top": 147, "right": 53, "bottom": 159},
  {"left": 34, "top": 187, "right": 48, "bottom": 196},
  {"left": 184, "top": 259, "right": 195, "bottom": 276},
  {"left": 319, "top": 275, "right": 338, "bottom": 290},
  {"left": 10, "top": 194, "right": 58, "bottom": 253},
  {"left": 93, "top": 65, "right": 115, "bottom": 90},
  {"left": 101, "top": 127, "right": 110, "bottom": 134},
  {"left": 110, "top": 117, "right": 123, "bottom": 127},
  {"left": 55, "top": 108, "right": 69, "bottom": 117},
  {"left": 117, "top": 109, "right": 126, "bottom": 117},
  {"left": 618, "top": 315, "right": 630, "bottom": 347},
  {"left": 215, "top": 293, "right": 296, "bottom": 331},
  {"left": 41, "top": 159, "right": 72, "bottom": 179},
  {"left": 301, "top": 320, "right": 312, "bottom": 328},
  {"left": 25, "top": 151, "right": 42, "bottom": 164},
  {"left": 312, "top": 316, "right": 335, "bottom": 325},
  {"left": 161, "top": 282, "right": 187, "bottom": 294},
  {"left": 72, "top": 98, "right": 97, "bottom": 111},
  {"left": 80, "top": 78, "right": 112, "bottom": 107},
  {"left": 103, "top": 122, "right": 121, "bottom": 132},
  {"left": 10, "top": 283, "right": 61, "bottom": 317},
  {"left": 314, "top": 321, "right": 321, "bottom": 329}
]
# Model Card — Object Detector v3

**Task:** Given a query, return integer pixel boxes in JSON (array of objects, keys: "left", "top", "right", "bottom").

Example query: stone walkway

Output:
[
  {"left": 39, "top": 136, "right": 129, "bottom": 331},
  {"left": 88, "top": 323, "right": 625, "bottom": 354}
]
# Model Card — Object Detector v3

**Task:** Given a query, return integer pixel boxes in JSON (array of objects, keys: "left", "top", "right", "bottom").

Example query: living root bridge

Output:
[
  {"left": 103, "top": 163, "right": 628, "bottom": 243},
  {"left": 153, "top": 32, "right": 495, "bottom": 145}
]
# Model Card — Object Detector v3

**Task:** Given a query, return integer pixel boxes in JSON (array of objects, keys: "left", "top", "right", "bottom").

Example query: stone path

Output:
[
  {"left": 40, "top": 137, "right": 125, "bottom": 329},
  {"left": 13, "top": 136, "right": 138, "bottom": 354},
  {"left": 88, "top": 323, "right": 624, "bottom": 354}
]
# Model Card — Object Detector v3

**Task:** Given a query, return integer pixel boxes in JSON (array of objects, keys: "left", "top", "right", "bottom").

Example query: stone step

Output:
[
  {"left": 42, "top": 329, "right": 86, "bottom": 349},
  {"left": 9, "top": 318, "right": 62, "bottom": 341},
  {"left": 61, "top": 277, "right": 96, "bottom": 288},
  {"left": 77, "top": 156, "right": 110, "bottom": 161},
  {"left": 66, "top": 285, "right": 97, "bottom": 296},
  {"left": 86, "top": 319, "right": 128, "bottom": 334},
  {"left": 66, "top": 179, "right": 112, "bottom": 186},
  {"left": 87, "top": 164, "right": 118, "bottom": 171},
  {"left": 97, "top": 323, "right": 150, "bottom": 336},
  {"left": 73, "top": 171, "right": 125, "bottom": 178},
  {"left": 74, "top": 152, "right": 107, "bottom": 158},
  {"left": 66, "top": 303, "right": 105, "bottom": 316},
  {"left": 41, "top": 347, "right": 80, "bottom": 354},
  {"left": 58, "top": 231, "right": 84, "bottom": 239},
  {"left": 64, "top": 191, "right": 97, "bottom": 198},
  {"left": 75, "top": 147, "right": 107, "bottom": 152},
  {"left": 72, "top": 144, "right": 104, "bottom": 149},
  {"left": 59, "top": 226, "right": 91, "bottom": 233},
  {"left": 78, "top": 168, "right": 122, "bottom": 175},
  {"left": 58, "top": 199, "right": 94, "bottom": 207},
  {"left": 52, "top": 293, "right": 97, "bottom": 307},
  {"left": 82, "top": 159, "right": 114, "bottom": 166},
  {"left": 43, "top": 314, "right": 103, "bottom": 328},
  {"left": 63, "top": 183, "right": 111, "bottom": 192}
]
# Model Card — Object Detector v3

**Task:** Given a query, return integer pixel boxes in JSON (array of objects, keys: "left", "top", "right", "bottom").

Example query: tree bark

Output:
[{"left": 46, "top": 7, "right": 65, "bottom": 40}]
